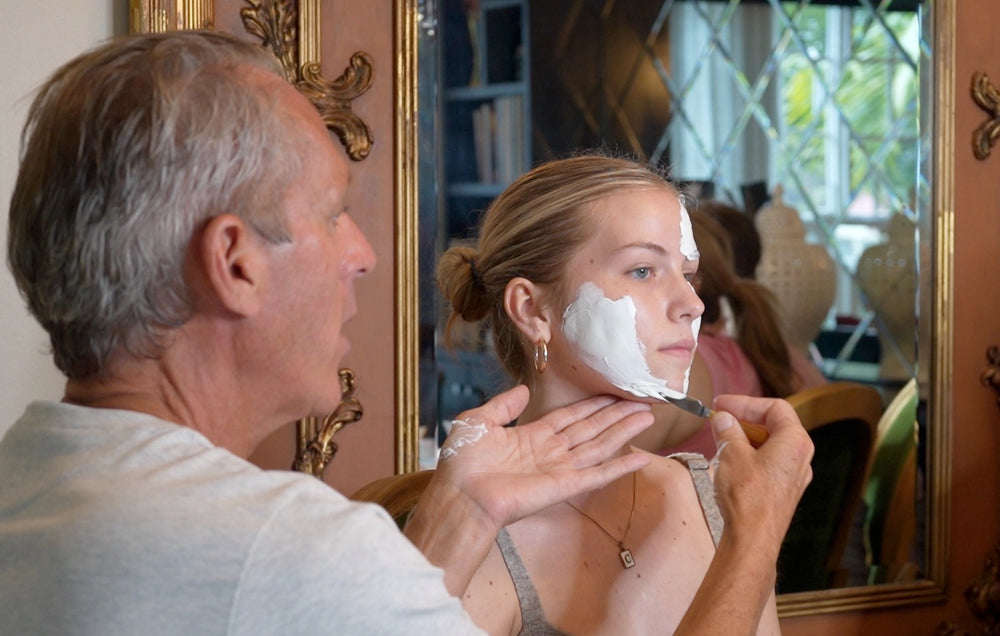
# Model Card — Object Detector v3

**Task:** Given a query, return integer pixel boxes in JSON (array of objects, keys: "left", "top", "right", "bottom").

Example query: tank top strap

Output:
[
  {"left": 495, "top": 527, "right": 569, "bottom": 636},
  {"left": 667, "top": 452, "right": 724, "bottom": 546}
]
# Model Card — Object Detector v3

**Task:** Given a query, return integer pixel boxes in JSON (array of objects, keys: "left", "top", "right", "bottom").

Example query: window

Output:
[{"left": 668, "top": 1, "right": 920, "bottom": 318}]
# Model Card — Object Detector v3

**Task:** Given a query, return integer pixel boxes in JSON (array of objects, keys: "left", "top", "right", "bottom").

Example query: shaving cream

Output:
[
  {"left": 678, "top": 203, "right": 702, "bottom": 387},
  {"left": 562, "top": 282, "right": 689, "bottom": 400},
  {"left": 438, "top": 417, "right": 489, "bottom": 460},
  {"left": 678, "top": 204, "right": 699, "bottom": 262}
]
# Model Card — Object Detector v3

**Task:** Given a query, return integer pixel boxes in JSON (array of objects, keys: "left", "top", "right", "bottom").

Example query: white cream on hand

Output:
[{"left": 438, "top": 417, "right": 489, "bottom": 460}]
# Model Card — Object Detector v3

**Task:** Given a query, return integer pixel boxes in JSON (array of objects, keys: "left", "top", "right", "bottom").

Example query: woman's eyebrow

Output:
[{"left": 618, "top": 241, "right": 669, "bottom": 255}]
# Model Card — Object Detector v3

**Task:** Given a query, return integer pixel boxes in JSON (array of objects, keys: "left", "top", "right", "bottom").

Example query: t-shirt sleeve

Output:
[{"left": 227, "top": 483, "right": 485, "bottom": 635}]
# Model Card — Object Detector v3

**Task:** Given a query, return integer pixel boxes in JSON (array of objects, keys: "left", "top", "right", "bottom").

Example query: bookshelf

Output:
[
  {"left": 424, "top": 0, "right": 533, "bottom": 431},
  {"left": 441, "top": 0, "right": 531, "bottom": 240}
]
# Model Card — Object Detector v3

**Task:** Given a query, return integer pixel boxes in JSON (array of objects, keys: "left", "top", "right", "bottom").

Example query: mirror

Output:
[{"left": 402, "top": 0, "right": 951, "bottom": 615}]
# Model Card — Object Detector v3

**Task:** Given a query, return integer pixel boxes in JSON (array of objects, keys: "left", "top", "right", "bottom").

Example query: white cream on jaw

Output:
[{"left": 562, "top": 282, "right": 687, "bottom": 400}]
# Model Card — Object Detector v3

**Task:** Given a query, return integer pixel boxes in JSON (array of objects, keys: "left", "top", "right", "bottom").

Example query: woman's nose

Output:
[{"left": 668, "top": 274, "right": 705, "bottom": 322}]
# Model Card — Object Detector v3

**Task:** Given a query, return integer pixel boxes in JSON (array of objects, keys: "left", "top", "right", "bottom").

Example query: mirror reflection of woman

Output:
[{"left": 437, "top": 155, "right": 782, "bottom": 635}]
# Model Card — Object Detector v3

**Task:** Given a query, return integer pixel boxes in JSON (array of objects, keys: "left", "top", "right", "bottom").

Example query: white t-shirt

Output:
[{"left": 0, "top": 401, "right": 483, "bottom": 635}]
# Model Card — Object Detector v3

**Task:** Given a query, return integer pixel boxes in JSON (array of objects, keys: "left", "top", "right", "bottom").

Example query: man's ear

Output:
[
  {"left": 198, "top": 214, "right": 264, "bottom": 317},
  {"left": 503, "top": 277, "right": 552, "bottom": 343}
]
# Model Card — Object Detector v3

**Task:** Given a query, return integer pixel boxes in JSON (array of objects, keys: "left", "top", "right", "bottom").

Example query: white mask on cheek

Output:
[{"left": 562, "top": 282, "right": 688, "bottom": 399}]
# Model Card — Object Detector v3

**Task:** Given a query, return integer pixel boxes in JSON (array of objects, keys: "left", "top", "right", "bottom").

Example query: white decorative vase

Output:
[
  {"left": 755, "top": 185, "right": 837, "bottom": 354},
  {"left": 855, "top": 212, "right": 917, "bottom": 381}
]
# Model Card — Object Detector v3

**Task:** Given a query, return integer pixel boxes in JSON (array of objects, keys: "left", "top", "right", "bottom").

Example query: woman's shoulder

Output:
[{"left": 636, "top": 450, "right": 714, "bottom": 494}]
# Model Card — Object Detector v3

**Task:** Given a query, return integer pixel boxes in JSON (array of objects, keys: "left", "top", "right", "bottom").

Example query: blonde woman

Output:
[{"left": 437, "top": 155, "right": 812, "bottom": 635}]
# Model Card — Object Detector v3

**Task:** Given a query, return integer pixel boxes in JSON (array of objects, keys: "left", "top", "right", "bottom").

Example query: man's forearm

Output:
[
  {"left": 403, "top": 477, "right": 498, "bottom": 597},
  {"left": 674, "top": 533, "right": 778, "bottom": 636}
]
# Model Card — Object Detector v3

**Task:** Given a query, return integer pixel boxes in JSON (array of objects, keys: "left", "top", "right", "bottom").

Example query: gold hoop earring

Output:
[{"left": 533, "top": 340, "right": 548, "bottom": 374}]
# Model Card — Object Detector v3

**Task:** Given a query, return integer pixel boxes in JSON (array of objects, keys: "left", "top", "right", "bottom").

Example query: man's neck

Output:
[{"left": 62, "top": 348, "right": 262, "bottom": 458}]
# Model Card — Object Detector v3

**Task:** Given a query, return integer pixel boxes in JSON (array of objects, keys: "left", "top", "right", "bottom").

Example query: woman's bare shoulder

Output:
[{"left": 462, "top": 540, "right": 521, "bottom": 636}]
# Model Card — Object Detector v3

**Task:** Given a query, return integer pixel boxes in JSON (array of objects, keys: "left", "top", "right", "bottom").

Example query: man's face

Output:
[{"left": 255, "top": 73, "right": 376, "bottom": 420}]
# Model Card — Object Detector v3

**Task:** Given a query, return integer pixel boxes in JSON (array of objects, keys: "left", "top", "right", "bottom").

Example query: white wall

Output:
[{"left": 0, "top": 1, "right": 125, "bottom": 432}]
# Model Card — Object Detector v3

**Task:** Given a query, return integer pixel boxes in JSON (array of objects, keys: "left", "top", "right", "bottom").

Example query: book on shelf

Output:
[
  {"left": 471, "top": 95, "right": 524, "bottom": 186},
  {"left": 473, "top": 102, "right": 494, "bottom": 183}
]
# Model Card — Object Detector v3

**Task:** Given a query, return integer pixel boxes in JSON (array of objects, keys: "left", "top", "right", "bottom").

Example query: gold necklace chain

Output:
[{"left": 565, "top": 472, "right": 637, "bottom": 569}]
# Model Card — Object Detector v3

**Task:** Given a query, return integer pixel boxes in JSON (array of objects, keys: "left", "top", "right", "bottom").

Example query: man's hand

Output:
[
  {"left": 404, "top": 385, "right": 652, "bottom": 595},
  {"left": 709, "top": 394, "right": 814, "bottom": 559},
  {"left": 672, "top": 395, "right": 813, "bottom": 635},
  {"left": 435, "top": 385, "right": 653, "bottom": 528}
]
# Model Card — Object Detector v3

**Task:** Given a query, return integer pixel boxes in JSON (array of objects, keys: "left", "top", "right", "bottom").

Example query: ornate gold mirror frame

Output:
[
  {"left": 129, "top": 0, "right": 375, "bottom": 478},
  {"left": 393, "top": 0, "right": 954, "bottom": 619}
]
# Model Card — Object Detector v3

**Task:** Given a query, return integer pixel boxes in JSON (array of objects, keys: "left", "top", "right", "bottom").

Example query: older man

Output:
[{"left": 1, "top": 31, "right": 811, "bottom": 634}]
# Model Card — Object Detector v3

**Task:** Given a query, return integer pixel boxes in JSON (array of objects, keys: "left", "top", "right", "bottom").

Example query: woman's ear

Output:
[{"left": 504, "top": 277, "right": 552, "bottom": 343}]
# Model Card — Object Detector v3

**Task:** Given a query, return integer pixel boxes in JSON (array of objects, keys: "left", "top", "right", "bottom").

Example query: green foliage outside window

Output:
[{"left": 777, "top": 5, "right": 919, "bottom": 222}]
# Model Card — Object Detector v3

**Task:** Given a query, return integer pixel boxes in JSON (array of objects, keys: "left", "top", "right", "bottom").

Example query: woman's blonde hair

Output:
[
  {"left": 437, "top": 154, "right": 681, "bottom": 384},
  {"left": 690, "top": 209, "right": 794, "bottom": 397}
]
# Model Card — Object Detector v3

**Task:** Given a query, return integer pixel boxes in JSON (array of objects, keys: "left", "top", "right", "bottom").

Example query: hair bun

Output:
[{"left": 436, "top": 245, "right": 490, "bottom": 324}]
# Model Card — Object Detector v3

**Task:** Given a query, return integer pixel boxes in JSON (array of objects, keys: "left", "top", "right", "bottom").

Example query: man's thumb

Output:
[{"left": 711, "top": 410, "right": 746, "bottom": 449}]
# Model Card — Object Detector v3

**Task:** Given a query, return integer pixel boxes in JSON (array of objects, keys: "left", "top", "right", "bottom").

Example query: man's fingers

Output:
[
  {"left": 564, "top": 408, "right": 654, "bottom": 467},
  {"left": 714, "top": 394, "right": 798, "bottom": 434},
  {"left": 711, "top": 395, "right": 815, "bottom": 494},
  {"left": 456, "top": 385, "right": 530, "bottom": 428},
  {"left": 710, "top": 410, "right": 748, "bottom": 450},
  {"left": 562, "top": 452, "right": 652, "bottom": 497},
  {"left": 561, "top": 400, "right": 653, "bottom": 449},
  {"left": 542, "top": 394, "right": 621, "bottom": 435}
]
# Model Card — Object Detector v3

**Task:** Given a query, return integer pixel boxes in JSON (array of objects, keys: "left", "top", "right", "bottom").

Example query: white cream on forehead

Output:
[
  {"left": 679, "top": 203, "right": 699, "bottom": 261},
  {"left": 678, "top": 202, "right": 701, "bottom": 390},
  {"left": 562, "top": 282, "right": 689, "bottom": 399}
]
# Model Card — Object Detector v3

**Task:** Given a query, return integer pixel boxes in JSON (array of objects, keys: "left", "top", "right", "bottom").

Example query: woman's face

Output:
[{"left": 550, "top": 186, "right": 704, "bottom": 398}]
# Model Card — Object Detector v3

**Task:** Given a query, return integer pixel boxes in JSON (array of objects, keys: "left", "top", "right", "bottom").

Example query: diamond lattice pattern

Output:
[{"left": 531, "top": 0, "right": 922, "bottom": 364}]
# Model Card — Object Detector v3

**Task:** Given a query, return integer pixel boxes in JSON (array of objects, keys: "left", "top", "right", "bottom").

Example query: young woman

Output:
[{"left": 436, "top": 155, "right": 782, "bottom": 635}]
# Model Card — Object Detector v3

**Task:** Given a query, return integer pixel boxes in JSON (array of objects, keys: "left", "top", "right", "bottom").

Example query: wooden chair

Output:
[
  {"left": 350, "top": 469, "right": 435, "bottom": 529},
  {"left": 862, "top": 378, "right": 920, "bottom": 583},
  {"left": 777, "top": 382, "right": 883, "bottom": 593}
]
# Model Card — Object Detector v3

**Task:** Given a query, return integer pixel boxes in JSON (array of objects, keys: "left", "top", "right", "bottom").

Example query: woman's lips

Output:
[{"left": 658, "top": 340, "right": 696, "bottom": 358}]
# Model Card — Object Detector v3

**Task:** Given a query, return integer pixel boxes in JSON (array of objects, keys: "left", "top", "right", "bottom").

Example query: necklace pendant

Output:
[{"left": 619, "top": 546, "right": 635, "bottom": 569}]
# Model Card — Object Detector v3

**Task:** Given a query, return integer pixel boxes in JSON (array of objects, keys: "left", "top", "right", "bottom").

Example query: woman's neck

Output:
[
  {"left": 519, "top": 374, "right": 637, "bottom": 481},
  {"left": 518, "top": 373, "right": 595, "bottom": 425}
]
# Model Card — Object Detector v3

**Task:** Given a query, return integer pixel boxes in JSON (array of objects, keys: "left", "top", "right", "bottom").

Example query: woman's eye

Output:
[
  {"left": 685, "top": 271, "right": 704, "bottom": 292},
  {"left": 630, "top": 267, "right": 652, "bottom": 280}
]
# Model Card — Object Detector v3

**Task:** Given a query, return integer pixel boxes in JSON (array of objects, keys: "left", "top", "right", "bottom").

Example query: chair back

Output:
[
  {"left": 777, "top": 381, "right": 882, "bottom": 593},
  {"left": 350, "top": 470, "right": 435, "bottom": 529},
  {"left": 863, "top": 378, "right": 919, "bottom": 583}
]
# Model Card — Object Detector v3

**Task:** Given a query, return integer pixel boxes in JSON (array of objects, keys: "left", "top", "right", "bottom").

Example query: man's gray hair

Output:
[{"left": 8, "top": 31, "right": 304, "bottom": 378}]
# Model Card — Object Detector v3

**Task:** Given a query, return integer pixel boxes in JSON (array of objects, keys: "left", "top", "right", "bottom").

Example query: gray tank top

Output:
[{"left": 495, "top": 453, "right": 723, "bottom": 636}]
